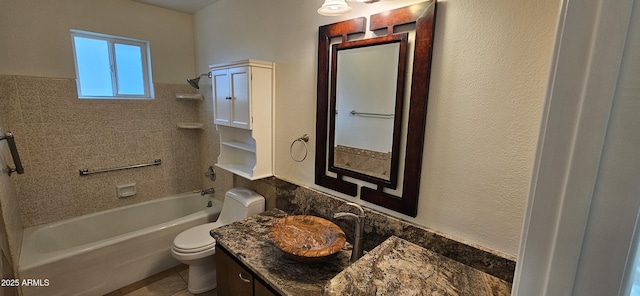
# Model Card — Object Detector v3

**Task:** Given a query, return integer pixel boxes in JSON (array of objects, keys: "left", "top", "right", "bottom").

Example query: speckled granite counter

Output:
[
  {"left": 212, "top": 209, "right": 511, "bottom": 296},
  {"left": 210, "top": 209, "right": 352, "bottom": 296},
  {"left": 323, "top": 236, "right": 512, "bottom": 295}
]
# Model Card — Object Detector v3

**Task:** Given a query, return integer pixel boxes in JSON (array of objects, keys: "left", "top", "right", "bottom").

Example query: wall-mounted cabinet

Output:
[{"left": 211, "top": 60, "right": 274, "bottom": 180}]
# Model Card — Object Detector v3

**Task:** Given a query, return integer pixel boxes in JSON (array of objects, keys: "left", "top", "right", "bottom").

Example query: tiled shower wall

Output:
[
  {"left": 197, "top": 79, "right": 234, "bottom": 199},
  {"left": 0, "top": 119, "right": 22, "bottom": 295},
  {"left": 0, "top": 75, "right": 208, "bottom": 227}
]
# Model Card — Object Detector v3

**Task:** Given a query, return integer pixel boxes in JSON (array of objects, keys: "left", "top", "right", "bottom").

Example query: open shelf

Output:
[
  {"left": 177, "top": 122, "right": 204, "bottom": 129},
  {"left": 221, "top": 140, "right": 256, "bottom": 152},
  {"left": 215, "top": 163, "right": 254, "bottom": 179},
  {"left": 175, "top": 93, "right": 203, "bottom": 100}
]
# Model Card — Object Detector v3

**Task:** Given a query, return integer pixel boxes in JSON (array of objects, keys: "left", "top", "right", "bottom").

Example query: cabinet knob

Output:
[
  {"left": 238, "top": 272, "right": 251, "bottom": 283},
  {"left": 226, "top": 96, "right": 233, "bottom": 100}
]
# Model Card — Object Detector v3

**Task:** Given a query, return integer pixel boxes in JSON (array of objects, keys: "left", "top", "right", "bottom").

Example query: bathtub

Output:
[{"left": 19, "top": 191, "right": 223, "bottom": 296}]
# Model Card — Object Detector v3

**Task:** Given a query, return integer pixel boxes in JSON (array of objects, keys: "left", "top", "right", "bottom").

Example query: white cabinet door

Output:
[
  {"left": 212, "top": 66, "right": 252, "bottom": 129},
  {"left": 212, "top": 69, "right": 231, "bottom": 126},
  {"left": 229, "top": 66, "right": 251, "bottom": 129}
]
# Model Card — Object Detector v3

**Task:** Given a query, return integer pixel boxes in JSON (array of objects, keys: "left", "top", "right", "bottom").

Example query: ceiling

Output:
[{"left": 132, "top": 0, "right": 217, "bottom": 14}]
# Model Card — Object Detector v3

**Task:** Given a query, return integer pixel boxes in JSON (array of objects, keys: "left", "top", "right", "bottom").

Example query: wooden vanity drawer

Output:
[{"left": 216, "top": 246, "right": 277, "bottom": 296}]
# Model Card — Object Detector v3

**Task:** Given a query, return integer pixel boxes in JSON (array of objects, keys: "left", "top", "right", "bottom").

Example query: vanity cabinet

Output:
[
  {"left": 216, "top": 246, "right": 278, "bottom": 296},
  {"left": 210, "top": 60, "right": 274, "bottom": 180}
]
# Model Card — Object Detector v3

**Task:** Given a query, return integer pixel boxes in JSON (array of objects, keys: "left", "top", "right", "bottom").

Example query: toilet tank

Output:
[{"left": 216, "top": 187, "right": 265, "bottom": 226}]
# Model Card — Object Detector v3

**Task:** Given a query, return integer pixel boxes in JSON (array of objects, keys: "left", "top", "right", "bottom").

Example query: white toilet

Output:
[{"left": 171, "top": 187, "right": 265, "bottom": 294}]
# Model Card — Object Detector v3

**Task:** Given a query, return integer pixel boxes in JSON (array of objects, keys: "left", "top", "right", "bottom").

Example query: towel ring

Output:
[{"left": 290, "top": 134, "right": 310, "bottom": 162}]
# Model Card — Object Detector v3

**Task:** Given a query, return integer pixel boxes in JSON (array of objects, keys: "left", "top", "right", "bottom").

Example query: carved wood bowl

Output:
[{"left": 269, "top": 215, "right": 346, "bottom": 263}]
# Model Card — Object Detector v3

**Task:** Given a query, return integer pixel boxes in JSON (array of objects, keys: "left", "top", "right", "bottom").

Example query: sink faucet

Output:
[
  {"left": 334, "top": 202, "right": 366, "bottom": 262},
  {"left": 200, "top": 188, "right": 215, "bottom": 196}
]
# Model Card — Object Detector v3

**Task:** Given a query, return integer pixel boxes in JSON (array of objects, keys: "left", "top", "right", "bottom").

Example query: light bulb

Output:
[{"left": 318, "top": 0, "right": 352, "bottom": 16}]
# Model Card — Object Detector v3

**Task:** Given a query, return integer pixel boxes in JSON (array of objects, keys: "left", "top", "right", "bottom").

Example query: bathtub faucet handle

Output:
[
  {"left": 204, "top": 166, "right": 216, "bottom": 181},
  {"left": 200, "top": 188, "right": 215, "bottom": 196}
]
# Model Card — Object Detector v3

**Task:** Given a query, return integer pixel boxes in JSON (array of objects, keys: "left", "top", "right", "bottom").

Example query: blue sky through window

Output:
[
  {"left": 73, "top": 36, "right": 113, "bottom": 96},
  {"left": 115, "top": 43, "right": 144, "bottom": 95},
  {"left": 71, "top": 30, "right": 152, "bottom": 99}
]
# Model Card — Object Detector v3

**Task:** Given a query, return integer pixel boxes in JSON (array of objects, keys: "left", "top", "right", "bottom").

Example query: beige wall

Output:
[
  {"left": 0, "top": 0, "right": 195, "bottom": 83},
  {"left": 195, "top": 0, "right": 558, "bottom": 257}
]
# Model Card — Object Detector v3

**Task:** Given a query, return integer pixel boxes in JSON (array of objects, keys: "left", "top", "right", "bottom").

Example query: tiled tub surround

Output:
[
  {"left": 0, "top": 75, "right": 205, "bottom": 227},
  {"left": 0, "top": 124, "right": 23, "bottom": 286},
  {"left": 239, "top": 177, "right": 516, "bottom": 283}
]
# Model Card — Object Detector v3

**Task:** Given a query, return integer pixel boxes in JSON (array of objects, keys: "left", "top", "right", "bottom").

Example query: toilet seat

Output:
[
  {"left": 173, "top": 241, "right": 215, "bottom": 254},
  {"left": 173, "top": 223, "right": 221, "bottom": 253}
]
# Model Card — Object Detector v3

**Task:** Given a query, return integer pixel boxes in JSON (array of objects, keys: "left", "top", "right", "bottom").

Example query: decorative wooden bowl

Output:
[{"left": 269, "top": 215, "right": 346, "bottom": 263}]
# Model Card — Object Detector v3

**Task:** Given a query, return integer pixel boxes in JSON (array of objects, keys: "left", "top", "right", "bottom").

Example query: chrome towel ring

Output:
[{"left": 290, "top": 134, "right": 310, "bottom": 162}]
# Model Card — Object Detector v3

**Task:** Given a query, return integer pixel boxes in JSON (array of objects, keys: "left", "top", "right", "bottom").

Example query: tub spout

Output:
[{"left": 200, "top": 188, "right": 215, "bottom": 196}]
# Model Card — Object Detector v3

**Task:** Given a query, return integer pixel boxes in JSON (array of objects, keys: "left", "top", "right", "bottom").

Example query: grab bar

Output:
[
  {"left": 350, "top": 110, "right": 395, "bottom": 118},
  {"left": 79, "top": 159, "right": 161, "bottom": 176},
  {"left": 0, "top": 132, "right": 24, "bottom": 176}
]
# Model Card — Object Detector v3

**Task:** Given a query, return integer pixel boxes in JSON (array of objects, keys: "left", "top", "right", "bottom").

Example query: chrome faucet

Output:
[
  {"left": 334, "top": 202, "right": 366, "bottom": 262},
  {"left": 200, "top": 188, "right": 215, "bottom": 196}
]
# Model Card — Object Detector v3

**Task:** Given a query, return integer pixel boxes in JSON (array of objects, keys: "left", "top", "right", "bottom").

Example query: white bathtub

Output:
[{"left": 19, "top": 191, "right": 223, "bottom": 296}]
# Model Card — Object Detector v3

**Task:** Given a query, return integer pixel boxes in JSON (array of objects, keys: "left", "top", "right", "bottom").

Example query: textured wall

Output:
[
  {"left": 0, "top": 76, "right": 205, "bottom": 227},
  {"left": 0, "top": 0, "right": 195, "bottom": 83},
  {"left": 195, "top": 0, "right": 559, "bottom": 257}
]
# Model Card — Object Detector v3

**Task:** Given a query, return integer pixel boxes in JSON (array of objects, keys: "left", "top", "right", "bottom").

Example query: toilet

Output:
[{"left": 171, "top": 187, "right": 265, "bottom": 294}]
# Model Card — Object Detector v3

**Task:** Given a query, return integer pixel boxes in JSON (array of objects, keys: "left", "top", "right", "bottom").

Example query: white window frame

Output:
[{"left": 70, "top": 29, "right": 154, "bottom": 100}]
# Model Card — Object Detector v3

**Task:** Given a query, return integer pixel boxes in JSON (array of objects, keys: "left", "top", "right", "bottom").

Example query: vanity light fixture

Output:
[
  {"left": 317, "top": 0, "right": 381, "bottom": 16},
  {"left": 317, "top": 0, "right": 352, "bottom": 16}
]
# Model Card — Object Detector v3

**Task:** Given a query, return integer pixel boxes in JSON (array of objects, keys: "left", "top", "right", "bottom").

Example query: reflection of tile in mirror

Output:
[{"left": 334, "top": 145, "right": 390, "bottom": 180}]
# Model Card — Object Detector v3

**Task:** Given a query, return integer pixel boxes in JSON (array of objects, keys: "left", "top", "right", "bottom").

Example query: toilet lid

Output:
[{"left": 173, "top": 223, "right": 218, "bottom": 253}]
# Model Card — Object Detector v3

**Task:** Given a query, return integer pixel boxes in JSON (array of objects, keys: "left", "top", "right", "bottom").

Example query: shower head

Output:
[
  {"left": 186, "top": 72, "right": 212, "bottom": 89},
  {"left": 187, "top": 77, "right": 201, "bottom": 89}
]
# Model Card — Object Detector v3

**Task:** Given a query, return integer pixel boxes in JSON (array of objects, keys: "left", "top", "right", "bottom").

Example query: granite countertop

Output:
[
  {"left": 211, "top": 209, "right": 511, "bottom": 296},
  {"left": 210, "top": 209, "right": 352, "bottom": 296},
  {"left": 323, "top": 236, "right": 512, "bottom": 295}
]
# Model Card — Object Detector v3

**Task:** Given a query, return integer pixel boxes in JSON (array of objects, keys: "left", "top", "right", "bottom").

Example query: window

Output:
[{"left": 71, "top": 30, "right": 153, "bottom": 99}]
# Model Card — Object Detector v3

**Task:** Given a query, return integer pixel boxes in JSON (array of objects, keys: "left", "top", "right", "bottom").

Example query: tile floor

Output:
[{"left": 104, "top": 265, "right": 217, "bottom": 296}]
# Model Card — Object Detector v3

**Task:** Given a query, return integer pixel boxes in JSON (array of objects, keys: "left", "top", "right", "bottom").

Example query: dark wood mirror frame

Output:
[{"left": 315, "top": 1, "right": 437, "bottom": 217}]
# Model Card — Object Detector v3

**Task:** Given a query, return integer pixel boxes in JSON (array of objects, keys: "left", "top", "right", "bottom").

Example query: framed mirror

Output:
[
  {"left": 329, "top": 34, "right": 408, "bottom": 188},
  {"left": 315, "top": 1, "right": 437, "bottom": 217}
]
